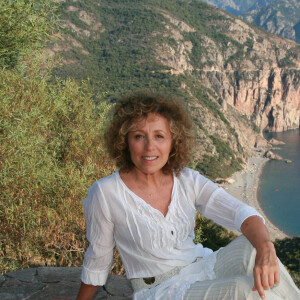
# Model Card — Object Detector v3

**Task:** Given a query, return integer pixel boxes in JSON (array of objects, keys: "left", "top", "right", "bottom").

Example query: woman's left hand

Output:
[
  {"left": 241, "top": 215, "right": 280, "bottom": 299},
  {"left": 252, "top": 241, "right": 280, "bottom": 299}
]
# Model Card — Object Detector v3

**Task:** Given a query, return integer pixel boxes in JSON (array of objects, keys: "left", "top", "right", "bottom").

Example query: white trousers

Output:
[{"left": 184, "top": 236, "right": 300, "bottom": 300}]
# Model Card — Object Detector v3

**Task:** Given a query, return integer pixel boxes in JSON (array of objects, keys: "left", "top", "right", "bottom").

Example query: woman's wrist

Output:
[{"left": 255, "top": 240, "right": 275, "bottom": 253}]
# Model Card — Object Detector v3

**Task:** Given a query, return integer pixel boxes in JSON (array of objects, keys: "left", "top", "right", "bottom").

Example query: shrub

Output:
[
  {"left": 0, "top": 0, "right": 57, "bottom": 69},
  {"left": 0, "top": 63, "right": 114, "bottom": 272},
  {"left": 0, "top": 0, "right": 115, "bottom": 273}
]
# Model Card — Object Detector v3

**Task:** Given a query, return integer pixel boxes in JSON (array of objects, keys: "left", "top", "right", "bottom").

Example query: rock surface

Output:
[
  {"left": 263, "top": 150, "right": 292, "bottom": 163},
  {"left": 263, "top": 150, "right": 283, "bottom": 160},
  {"left": 269, "top": 138, "right": 285, "bottom": 146},
  {"left": 0, "top": 267, "right": 133, "bottom": 300}
]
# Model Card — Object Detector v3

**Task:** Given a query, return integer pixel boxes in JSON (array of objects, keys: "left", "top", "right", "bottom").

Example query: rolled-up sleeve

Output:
[
  {"left": 192, "top": 171, "right": 264, "bottom": 231},
  {"left": 80, "top": 181, "right": 115, "bottom": 286}
]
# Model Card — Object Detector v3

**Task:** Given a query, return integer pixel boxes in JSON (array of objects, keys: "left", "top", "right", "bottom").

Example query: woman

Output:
[{"left": 77, "top": 93, "right": 299, "bottom": 300}]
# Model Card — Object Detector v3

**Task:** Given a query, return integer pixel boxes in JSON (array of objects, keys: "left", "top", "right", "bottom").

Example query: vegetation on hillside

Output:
[
  {"left": 54, "top": 0, "right": 239, "bottom": 88},
  {"left": 52, "top": 0, "right": 300, "bottom": 175},
  {"left": 0, "top": 0, "right": 115, "bottom": 273},
  {"left": 55, "top": 0, "right": 183, "bottom": 98},
  {"left": 194, "top": 213, "right": 236, "bottom": 250},
  {"left": 54, "top": 0, "right": 252, "bottom": 176},
  {"left": 0, "top": 0, "right": 57, "bottom": 69},
  {"left": 274, "top": 237, "right": 300, "bottom": 287},
  {"left": 54, "top": 0, "right": 300, "bottom": 87}
]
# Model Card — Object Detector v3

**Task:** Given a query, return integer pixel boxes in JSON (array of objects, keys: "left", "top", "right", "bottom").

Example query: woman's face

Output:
[{"left": 127, "top": 113, "right": 173, "bottom": 175}]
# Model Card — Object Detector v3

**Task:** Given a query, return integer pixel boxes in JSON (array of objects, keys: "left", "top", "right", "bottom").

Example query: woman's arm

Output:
[
  {"left": 76, "top": 282, "right": 99, "bottom": 300},
  {"left": 78, "top": 182, "right": 115, "bottom": 299},
  {"left": 241, "top": 215, "right": 280, "bottom": 299}
]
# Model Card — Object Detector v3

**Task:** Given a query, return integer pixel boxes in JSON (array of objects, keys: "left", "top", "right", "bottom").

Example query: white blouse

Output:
[{"left": 80, "top": 168, "right": 263, "bottom": 288}]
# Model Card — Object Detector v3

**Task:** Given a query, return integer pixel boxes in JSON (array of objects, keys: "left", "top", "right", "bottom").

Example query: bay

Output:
[{"left": 258, "top": 129, "right": 300, "bottom": 237}]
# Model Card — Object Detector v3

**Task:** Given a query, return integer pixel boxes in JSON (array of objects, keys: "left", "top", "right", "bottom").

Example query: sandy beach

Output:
[{"left": 223, "top": 152, "right": 288, "bottom": 241}]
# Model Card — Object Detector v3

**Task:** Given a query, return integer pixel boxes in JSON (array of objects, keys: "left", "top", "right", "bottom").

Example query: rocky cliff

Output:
[
  {"left": 242, "top": 0, "right": 300, "bottom": 44},
  {"left": 154, "top": 8, "right": 300, "bottom": 134},
  {"left": 201, "top": 0, "right": 277, "bottom": 15},
  {"left": 201, "top": 0, "right": 300, "bottom": 44}
]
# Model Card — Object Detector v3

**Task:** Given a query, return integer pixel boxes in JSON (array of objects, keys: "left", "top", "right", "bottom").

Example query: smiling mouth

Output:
[{"left": 143, "top": 156, "right": 158, "bottom": 161}]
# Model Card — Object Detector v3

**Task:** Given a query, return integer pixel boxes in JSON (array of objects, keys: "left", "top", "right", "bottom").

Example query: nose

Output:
[{"left": 145, "top": 137, "right": 155, "bottom": 151}]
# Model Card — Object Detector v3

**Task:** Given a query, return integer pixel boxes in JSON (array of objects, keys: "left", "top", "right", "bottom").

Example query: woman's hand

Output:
[
  {"left": 241, "top": 215, "right": 280, "bottom": 299},
  {"left": 252, "top": 241, "right": 280, "bottom": 299}
]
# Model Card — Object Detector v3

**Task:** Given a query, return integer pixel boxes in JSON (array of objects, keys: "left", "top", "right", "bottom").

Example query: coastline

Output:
[{"left": 223, "top": 152, "right": 288, "bottom": 241}]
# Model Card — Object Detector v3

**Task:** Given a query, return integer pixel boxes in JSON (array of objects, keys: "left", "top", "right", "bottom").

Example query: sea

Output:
[{"left": 258, "top": 128, "right": 300, "bottom": 237}]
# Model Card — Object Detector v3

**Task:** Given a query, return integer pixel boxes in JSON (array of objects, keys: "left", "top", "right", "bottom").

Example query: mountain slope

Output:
[
  {"left": 200, "top": 0, "right": 300, "bottom": 43},
  {"left": 49, "top": 0, "right": 300, "bottom": 177},
  {"left": 242, "top": 0, "right": 300, "bottom": 43},
  {"left": 200, "top": 0, "right": 276, "bottom": 15}
]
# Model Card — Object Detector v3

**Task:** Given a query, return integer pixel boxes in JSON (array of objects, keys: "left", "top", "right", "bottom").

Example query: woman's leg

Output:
[
  {"left": 184, "top": 275, "right": 264, "bottom": 300},
  {"left": 185, "top": 235, "right": 300, "bottom": 300},
  {"left": 184, "top": 236, "right": 258, "bottom": 300},
  {"left": 213, "top": 235, "right": 256, "bottom": 278},
  {"left": 214, "top": 235, "right": 299, "bottom": 299}
]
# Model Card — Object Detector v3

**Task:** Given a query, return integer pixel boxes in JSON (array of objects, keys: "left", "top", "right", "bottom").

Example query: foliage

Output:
[
  {"left": 194, "top": 213, "right": 236, "bottom": 250},
  {"left": 0, "top": 0, "right": 57, "bottom": 69},
  {"left": 0, "top": 0, "right": 116, "bottom": 273},
  {"left": 0, "top": 61, "right": 115, "bottom": 272},
  {"left": 195, "top": 153, "right": 242, "bottom": 180},
  {"left": 52, "top": 0, "right": 249, "bottom": 100},
  {"left": 187, "top": 81, "right": 231, "bottom": 128},
  {"left": 53, "top": 0, "right": 182, "bottom": 99},
  {"left": 194, "top": 135, "right": 243, "bottom": 180},
  {"left": 275, "top": 237, "right": 300, "bottom": 273},
  {"left": 274, "top": 237, "right": 300, "bottom": 288}
]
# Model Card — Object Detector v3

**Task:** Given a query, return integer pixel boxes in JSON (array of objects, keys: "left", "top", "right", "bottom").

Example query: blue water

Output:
[{"left": 258, "top": 129, "right": 300, "bottom": 237}]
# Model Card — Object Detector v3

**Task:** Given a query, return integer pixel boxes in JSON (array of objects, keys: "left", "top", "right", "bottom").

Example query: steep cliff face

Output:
[
  {"left": 198, "top": 59, "right": 300, "bottom": 133},
  {"left": 155, "top": 10, "right": 300, "bottom": 133}
]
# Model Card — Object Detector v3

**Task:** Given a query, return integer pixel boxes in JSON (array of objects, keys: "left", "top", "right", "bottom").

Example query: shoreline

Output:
[{"left": 223, "top": 152, "right": 289, "bottom": 241}]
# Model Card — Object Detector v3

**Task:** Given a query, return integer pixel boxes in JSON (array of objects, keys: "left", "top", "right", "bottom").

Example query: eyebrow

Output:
[{"left": 131, "top": 129, "right": 168, "bottom": 134}]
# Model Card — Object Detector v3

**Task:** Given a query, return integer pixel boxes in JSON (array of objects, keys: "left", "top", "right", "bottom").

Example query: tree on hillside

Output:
[
  {"left": 0, "top": 0, "right": 57, "bottom": 69},
  {"left": 0, "top": 0, "right": 114, "bottom": 273}
]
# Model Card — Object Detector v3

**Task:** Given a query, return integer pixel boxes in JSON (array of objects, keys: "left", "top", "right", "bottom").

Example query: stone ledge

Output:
[{"left": 0, "top": 267, "right": 133, "bottom": 300}]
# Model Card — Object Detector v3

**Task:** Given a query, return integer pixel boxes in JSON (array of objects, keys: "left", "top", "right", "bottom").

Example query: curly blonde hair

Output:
[{"left": 104, "top": 92, "right": 194, "bottom": 175}]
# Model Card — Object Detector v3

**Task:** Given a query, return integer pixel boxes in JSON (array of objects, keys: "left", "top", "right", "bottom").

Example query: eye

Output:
[
  {"left": 156, "top": 134, "right": 164, "bottom": 139},
  {"left": 134, "top": 134, "right": 144, "bottom": 140}
]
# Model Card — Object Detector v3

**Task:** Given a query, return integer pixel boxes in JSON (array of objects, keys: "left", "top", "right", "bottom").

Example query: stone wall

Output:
[{"left": 0, "top": 267, "right": 133, "bottom": 300}]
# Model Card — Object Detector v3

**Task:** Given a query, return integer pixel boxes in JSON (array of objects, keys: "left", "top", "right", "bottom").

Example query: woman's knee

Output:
[
  {"left": 214, "top": 235, "right": 256, "bottom": 278},
  {"left": 233, "top": 235, "right": 256, "bottom": 274},
  {"left": 223, "top": 276, "right": 260, "bottom": 300}
]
